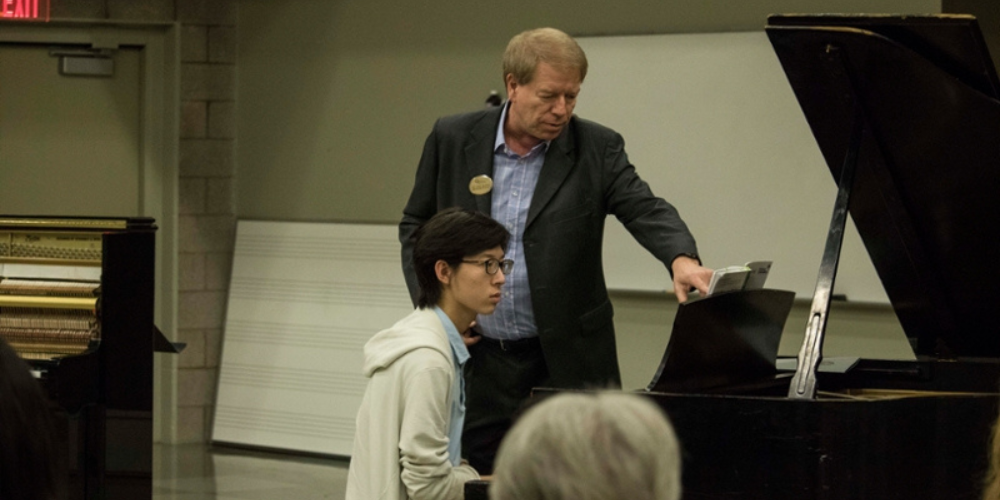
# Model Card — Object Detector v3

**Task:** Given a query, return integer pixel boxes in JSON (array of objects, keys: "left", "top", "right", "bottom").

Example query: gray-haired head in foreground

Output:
[{"left": 490, "top": 392, "right": 682, "bottom": 500}]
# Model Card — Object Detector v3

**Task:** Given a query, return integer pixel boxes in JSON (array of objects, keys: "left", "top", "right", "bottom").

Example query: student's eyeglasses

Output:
[{"left": 462, "top": 258, "right": 514, "bottom": 275}]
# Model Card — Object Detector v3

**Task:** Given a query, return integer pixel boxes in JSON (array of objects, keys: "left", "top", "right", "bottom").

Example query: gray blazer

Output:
[{"left": 399, "top": 106, "right": 698, "bottom": 388}]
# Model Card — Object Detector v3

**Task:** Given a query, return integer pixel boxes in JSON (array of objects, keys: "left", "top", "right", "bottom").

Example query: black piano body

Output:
[
  {"left": 531, "top": 359, "right": 998, "bottom": 499},
  {"left": 525, "top": 15, "right": 1000, "bottom": 500},
  {"left": 556, "top": 360, "right": 998, "bottom": 500},
  {"left": 0, "top": 216, "right": 174, "bottom": 499}
]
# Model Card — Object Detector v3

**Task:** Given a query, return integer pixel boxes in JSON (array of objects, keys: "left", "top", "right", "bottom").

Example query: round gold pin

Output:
[{"left": 469, "top": 175, "right": 493, "bottom": 195}]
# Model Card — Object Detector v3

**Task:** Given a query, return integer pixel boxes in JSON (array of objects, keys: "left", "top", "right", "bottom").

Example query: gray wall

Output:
[
  {"left": 236, "top": 0, "right": 942, "bottom": 223},
  {"left": 235, "top": 0, "right": 999, "bottom": 390}
]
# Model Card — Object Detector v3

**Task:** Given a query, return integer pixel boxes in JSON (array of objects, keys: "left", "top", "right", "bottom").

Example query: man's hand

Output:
[
  {"left": 671, "top": 255, "right": 713, "bottom": 303},
  {"left": 461, "top": 321, "right": 483, "bottom": 347}
]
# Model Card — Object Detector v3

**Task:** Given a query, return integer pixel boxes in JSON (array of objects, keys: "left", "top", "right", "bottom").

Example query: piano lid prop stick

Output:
[{"left": 789, "top": 55, "right": 864, "bottom": 399}]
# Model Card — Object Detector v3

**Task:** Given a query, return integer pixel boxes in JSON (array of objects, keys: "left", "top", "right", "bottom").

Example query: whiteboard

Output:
[{"left": 577, "top": 31, "right": 889, "bottom": 303}]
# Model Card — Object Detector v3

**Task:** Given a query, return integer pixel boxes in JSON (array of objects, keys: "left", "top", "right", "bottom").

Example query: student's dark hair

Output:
[
  {"left": 411, "top": 207, "right": 510, "bottom": 308},
  {"left": 0, "top": 338, "right": 65, "bottom": 500}
]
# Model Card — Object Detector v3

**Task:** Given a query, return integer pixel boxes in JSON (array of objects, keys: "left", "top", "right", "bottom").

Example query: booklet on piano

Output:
[{"left": 706, "top": 260, "right": 772, "bottom": 296}]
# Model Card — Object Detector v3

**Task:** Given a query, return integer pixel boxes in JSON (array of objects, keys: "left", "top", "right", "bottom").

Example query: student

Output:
[
  {"left": 491, "top": 392, "right": 682, "bottom": 500},
  {"left": 347, "top": 207, "right": 510, "bottom": 500},
  {"left": 0, "top": 337, "right": 65, "bottom": 500}
]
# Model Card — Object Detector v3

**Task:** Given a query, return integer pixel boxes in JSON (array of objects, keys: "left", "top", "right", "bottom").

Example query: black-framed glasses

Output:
[{"left": 462, "top": 258, "right": 514, "bottom": 275}]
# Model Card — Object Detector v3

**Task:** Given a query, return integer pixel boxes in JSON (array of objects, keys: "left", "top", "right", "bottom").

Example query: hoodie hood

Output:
[{"left": 363, "top": 308, "right": 451, "bottom": 377}]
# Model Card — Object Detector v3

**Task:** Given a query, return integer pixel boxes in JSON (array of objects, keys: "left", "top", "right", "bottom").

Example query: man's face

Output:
[
  {"left": 505, "top": 62, "right": 582, "bottom": 143},
  {"left": 448, "top": 245, "right": 507, "bottom": 317}
]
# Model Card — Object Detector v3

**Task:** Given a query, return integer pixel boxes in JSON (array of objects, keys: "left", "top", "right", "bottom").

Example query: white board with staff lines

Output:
[{"left": 212, "top": 220, "right": 413, "bottom": 456}]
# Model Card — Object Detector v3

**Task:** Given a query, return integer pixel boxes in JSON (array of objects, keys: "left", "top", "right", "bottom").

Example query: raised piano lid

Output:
[{"left": 766, "top": 14, "right": 1000, "bottom": 359}]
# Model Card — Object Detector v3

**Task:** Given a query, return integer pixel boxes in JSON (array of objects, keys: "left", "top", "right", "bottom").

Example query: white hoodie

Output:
[{"left": 346, "top": 307, "right": 479, "bottom": 500}]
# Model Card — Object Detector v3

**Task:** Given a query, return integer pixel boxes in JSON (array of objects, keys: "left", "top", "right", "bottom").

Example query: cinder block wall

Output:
[
  {"left": 174, "top": 2, "right": 237, "bottom": 444},
  {"left": 48, "top": 0, "right": 237, "bottom": 443}
]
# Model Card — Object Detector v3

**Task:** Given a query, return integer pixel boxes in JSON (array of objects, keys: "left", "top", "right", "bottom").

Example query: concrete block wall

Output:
[
  {"left": 175, "top": 0, "right": 237, "bottom": 444},
  {"left": 49, "top": 0, "right": 238, "bottom": 443}
]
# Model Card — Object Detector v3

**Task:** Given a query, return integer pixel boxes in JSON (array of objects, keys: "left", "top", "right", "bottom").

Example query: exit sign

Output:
[{"left": 1, "top": 0, "right": 49, "bottom": 20}]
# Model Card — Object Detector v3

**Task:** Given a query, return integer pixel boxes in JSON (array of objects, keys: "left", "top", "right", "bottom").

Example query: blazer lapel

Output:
[
  {"left": 464, "top": 108, "right": 503, "bottom": 216},
  {"left": 526, "top": 122, "right": 575, "bottom": 229}
]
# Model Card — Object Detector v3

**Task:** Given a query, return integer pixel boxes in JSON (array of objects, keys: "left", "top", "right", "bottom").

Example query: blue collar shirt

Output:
[
  {"left": 433, "top": 306, "right": 470, "bottom": 466},
  {"left": 475, "top": 103, "right": 547, "bottom": 341}
]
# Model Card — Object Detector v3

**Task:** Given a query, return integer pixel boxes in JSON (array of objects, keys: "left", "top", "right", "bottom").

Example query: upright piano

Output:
[
  {"left": 478, "top": 14, "right": 1000, "bottom": 500},
  {"left": 0, "top": 216, "right": 176, "bottom": 499}
]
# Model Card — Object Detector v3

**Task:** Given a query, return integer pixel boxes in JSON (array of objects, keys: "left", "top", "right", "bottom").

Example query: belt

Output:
[{"left": 478, "top": 336, "right": 541, "bottom": 353}]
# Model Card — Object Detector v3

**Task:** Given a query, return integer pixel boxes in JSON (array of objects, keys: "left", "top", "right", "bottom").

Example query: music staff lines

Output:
[
  {"left": 235, "top": 235, "right": 398, "bottom": 261},
  {"left": 229, "top": 277, "right": 409, "bottom": 305},
  {"left": 225, "top": 320, "right": 368, "bottom": 349},
  {"left": 219, "top": 363, "right": 367, "bottom": 394},
  {"left": 215, "top": 405, "right": 354, "bottom": 439}
]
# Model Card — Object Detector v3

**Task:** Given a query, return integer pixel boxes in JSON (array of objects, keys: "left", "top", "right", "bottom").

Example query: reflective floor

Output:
[{"left": 153, "top": 443, "right": 350, "bottom": 500}]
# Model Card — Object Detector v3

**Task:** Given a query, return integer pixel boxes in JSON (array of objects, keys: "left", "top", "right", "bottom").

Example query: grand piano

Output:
[
  {"left": 470, "top": 14, "right": 1000, "bottom": 500},
  {"left": 645, "top": 14, "right": 1000, "bottom": 500},
  {"left": 0, "top": 216, "right": 179, "bottom": 499}
]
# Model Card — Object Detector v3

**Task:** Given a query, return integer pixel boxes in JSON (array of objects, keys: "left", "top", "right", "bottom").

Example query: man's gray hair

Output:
[
  {"left": 502, "top": 27, "right": 588, "bottom": 86},
  {"left": 490, "top": 392, "right": 682, "bottom": 500}
]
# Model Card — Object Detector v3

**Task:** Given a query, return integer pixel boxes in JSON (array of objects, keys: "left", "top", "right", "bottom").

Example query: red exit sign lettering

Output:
[{"left": 1, "top": 0, "right": 49, "bottom": 20}]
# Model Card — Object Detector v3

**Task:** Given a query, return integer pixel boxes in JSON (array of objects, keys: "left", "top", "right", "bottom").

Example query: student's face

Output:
[
  {"left": 505, "top": 62, "right": 581, "bottom": 143},
  {"left": 446, "top": 246, "right": 507, "bottom": 317}
]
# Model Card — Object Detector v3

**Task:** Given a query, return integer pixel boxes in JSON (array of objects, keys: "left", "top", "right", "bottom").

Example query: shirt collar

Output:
[
  {"left": 494, "top": 101, "right": 550, "bottom": 155},
  {"left": 433, "top": 306, "right": 470, "bottom": 366}
]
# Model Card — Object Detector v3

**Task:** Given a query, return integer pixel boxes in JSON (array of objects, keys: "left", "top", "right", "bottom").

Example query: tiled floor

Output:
[{"left": 153, "top": 443, "right": 350, "bottom": 500}]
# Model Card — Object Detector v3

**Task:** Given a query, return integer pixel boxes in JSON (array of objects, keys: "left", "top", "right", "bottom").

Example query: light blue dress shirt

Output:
[
  {"left": 433, "top": 306, "right": 470, "bottom": 466},
  {"left": 475, "top": 103, "right": 547, "bottom": 341}
]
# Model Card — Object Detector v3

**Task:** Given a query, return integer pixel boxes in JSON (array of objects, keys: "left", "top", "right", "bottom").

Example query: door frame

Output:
[{"left": 0, "top": 20, "right": 180, "bottom": 443}]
